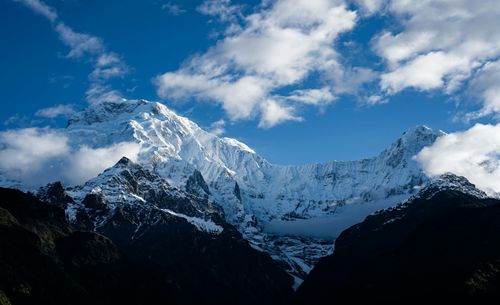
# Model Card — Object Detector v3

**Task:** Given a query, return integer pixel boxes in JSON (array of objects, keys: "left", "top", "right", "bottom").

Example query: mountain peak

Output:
[
  {"left": 67, "top": 99, "right": 147, "bottom": 126},
  {"left": 221, "top": 137, "right": 256, "bottom": 154},
  {"left": 383, "top": 125, "right": 444, "bottom": 161},
  {"left": 116, "top": 156, "right": 132, "bottom": 166},
  {"left": 400, "top": 125, "right": 444, "bottom": 143},
  {"left": 423, "top": 172, "right": 488, "bottom": 199}
]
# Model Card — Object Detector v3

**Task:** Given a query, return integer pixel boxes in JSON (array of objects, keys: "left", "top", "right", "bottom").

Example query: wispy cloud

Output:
[
  {"left": 161, "top": 2, "right": 186, "bottom": 16},
  {"left": 197, "top": 0, "right": 243, "bottom": 23},
  {"left": 54, "top": 23, "right": 104, "bottom": 59},
  {"left": 14, "top": 0, "right": 57, "bottom": 21},
  {"left": 209, "top": 119, "right": 226, "bottom": 136},
  {"left": 90, "top": 53, "right": 128, "bottom": 82},
  {"left": 3, "top": 114, "right": 31, "bottom": 127},
  {"left": 13, "top": 0, "right": 129, "bottom": 105},
  {"left": 35, "top": 104, "right": 76, "bottom": 119}
]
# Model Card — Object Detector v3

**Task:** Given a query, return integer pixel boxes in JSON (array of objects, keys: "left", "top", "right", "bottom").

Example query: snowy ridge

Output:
[
  {"left": 402, "top": 172, "right": 489, "bottom": 204},
  {"left": 372, "top": 173, "right": 490, "bottom": 222},
  {"left": 63, "top": 156, "right": 225, "bottom": 236}
]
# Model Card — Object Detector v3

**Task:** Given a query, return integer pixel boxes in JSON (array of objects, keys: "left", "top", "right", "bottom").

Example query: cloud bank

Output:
[
  {"left": 415, "top": 124, "right": 500, "bottom": 195},
  {"left": 0, "top": 128, "right": 141, "bottom": 187}
]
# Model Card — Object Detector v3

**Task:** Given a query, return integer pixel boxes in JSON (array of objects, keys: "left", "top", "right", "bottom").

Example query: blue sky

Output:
[{"left": 1, "top": 0, "right": 499, "bottom": 165}]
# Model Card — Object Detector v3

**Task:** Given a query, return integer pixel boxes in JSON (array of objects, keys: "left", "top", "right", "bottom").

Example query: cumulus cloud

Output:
[
  {"left": 67, "top": 142, "right": 142, "bottom": 185},
  {"left": 353, "top": 0, "right": 387, "bottom": 15},
  {"left": 467, "top": 60, "right": 500, "bottom": 120},
  {"left": 372, "top": 0, "right": 500, "bottom": 119},
  {"left": 156, "top": 0, "right": 358, "bottom": 127},
  {"left": 0, "top": 128, "right": 69, "bottom": 173},
  {"left": 0, "top": 128, "right": 141, "bottom": 187},
  {"left": 380, "top": 51, "right": 471, "bottom": 93},
  {"left": 415, "top": 124, "right": 500, "bottom": 195},
  {"left": 259, "top": 99, "right": 302, "bottom": 128},
  {"left": 35, "top": 104, "right": 76, "bottom": 119}
]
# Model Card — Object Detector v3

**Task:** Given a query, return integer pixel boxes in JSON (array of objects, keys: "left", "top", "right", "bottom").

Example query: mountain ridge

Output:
[{"left": 296, "top": 173, "right": 500, "bottom": 304}]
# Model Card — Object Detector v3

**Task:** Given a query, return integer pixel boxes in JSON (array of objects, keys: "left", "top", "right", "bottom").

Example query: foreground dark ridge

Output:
[
  {"left": 0, "top": 187, "right": 293, "bottom": 305},
  {"left": 296, "top": 174, "right": 500, "bottom": 305}
]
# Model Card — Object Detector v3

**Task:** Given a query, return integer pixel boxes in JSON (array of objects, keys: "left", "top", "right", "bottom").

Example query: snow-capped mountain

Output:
[
  {"left": 64, "top": 100, "right": 443, "bottom": 226},
  {"left": 3, "top": 99, "right": 446, "bottom": 285}
]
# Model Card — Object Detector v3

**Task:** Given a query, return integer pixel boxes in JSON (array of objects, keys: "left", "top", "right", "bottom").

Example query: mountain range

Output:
[
  {"left": 1, "top": 99, "right": 499, "bottom": 304},
  {"left": 27, "top": 99, "right": 442, "bottom": 283}
]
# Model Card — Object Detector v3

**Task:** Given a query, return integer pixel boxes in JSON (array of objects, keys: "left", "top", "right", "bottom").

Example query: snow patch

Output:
[{"left": 161, "top": 208, "right": 223, "bottom": 235}]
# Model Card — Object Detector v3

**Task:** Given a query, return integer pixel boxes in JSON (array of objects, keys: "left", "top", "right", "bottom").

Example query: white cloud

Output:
[
  {"left": 90, "top": 52, "right": 128, "bottom": 81},
  {"left": 0, "top": 128, "right": 141, "bottom": 187},
  {"left": 156, "top": 0, "right": 358, "bottom": 127},
  {"left": 366, "top": 94, "right": 387, "bottom": 105},
  {"left": 85, "top": 84, "right": 126, "bottom": 105},
  {"left": 373, "top": 0, "right": 500, "bottom": 118},
  {"left": 54, "top": 23, "right": 128, "bottom": 104},
  {"left": 467, "top": 60, "right": 500, "bottom": 120},
  {"left": 209, "top": 119, "right": 226, "bottom": 136},
  {"left": 155, "top": 73, "right": 270, "bottom": 120},
  {"left": 14, "top": 0, "right": 128, "bottom": 105},
  {"left": 415, "top": 123, "right": 500, "bottom": 195},
  {"left": 35, "top": 104, "right": 76, "bottom": 119},
  {"left": 55, "top": 23, "right": 104, "bottom": 59},
  {"left": 161, "top": 2, "right": 187, "bottom": 16},
  {"left": 0, "top": 128, "right": 69, "bottom": 173},
  {"left": 197, "top": 0, "right": 243, "bottom": 23},
  {"left": 3, "top": 114, "right": 30, "bottom": 127},
  {"left": 67, "top": 142, "right": 141, "bottom": 185},
  {"left": 381, "top": 51, "right": 471, "bottom": 93},
  {"left": 353, "top": 0, "right": 387, "bottom": 15},
  {"left": 285, "top": 88, "right": 335, "bottom": 105},
  {"left": 14, "top": 0, "right": 57, "bottom": 22},
  {"left": 259, "top": 99, "right": 302, "bottom": 128}
]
